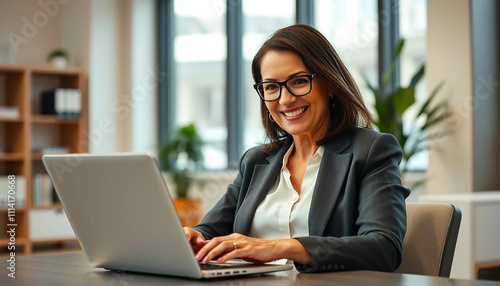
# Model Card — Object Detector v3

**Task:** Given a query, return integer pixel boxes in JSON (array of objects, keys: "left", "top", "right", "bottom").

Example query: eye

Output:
[
  {"left": 290, "top": 77, "right": 309, "bottom": 86},
  {"left": 264, "top": 83, "right": 279, "bottom": 92}
]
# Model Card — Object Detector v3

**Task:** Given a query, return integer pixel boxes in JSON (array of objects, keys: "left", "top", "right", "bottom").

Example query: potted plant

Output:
[
  {"left": 159, "top": 123, "right": 204, "bottom": 226},
  {"left": 47, "top": 49, "right": 69, "bottom": 68},
  {"left": 365, "top": 39, "right": 450, "bottom": 181}
]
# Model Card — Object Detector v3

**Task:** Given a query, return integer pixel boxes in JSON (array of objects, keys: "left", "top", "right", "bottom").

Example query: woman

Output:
[{"left": 184, "top": 24, "right": 410, "bottom": 273}]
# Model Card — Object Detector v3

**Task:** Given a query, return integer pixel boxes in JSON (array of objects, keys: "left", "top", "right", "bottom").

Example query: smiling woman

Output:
[
  {"left": 183, "top": 24, "right": 410, "bottom": 273},
  {"left": 258, "top": 50, "right": 331, "bottom": 148}
]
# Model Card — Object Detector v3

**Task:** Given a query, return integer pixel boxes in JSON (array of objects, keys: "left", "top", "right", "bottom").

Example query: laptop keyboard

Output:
[{"left": 199, "top": 263, "right": 238, "bottom": 270}]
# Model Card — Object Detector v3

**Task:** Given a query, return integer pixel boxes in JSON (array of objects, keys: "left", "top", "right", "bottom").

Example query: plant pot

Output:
[
  {"left": 49, "top": 56, "right": 68, "bottom": 69},
  {"left": 173, "top": 198, "right": 202, "bottom": 227}
]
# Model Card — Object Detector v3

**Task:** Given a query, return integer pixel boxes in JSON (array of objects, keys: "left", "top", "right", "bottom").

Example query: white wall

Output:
[
  {"left": 426, "top": 0, "right": 500, "bottom": 194},
  {"left": 88, "top": 0, "right": 132, "bottom": 153},
  {"left": 0, "top": 0, "right": 64, "bottom": 65},
  {"left": 130, "top": 0, "right": 158, "bottom": 152},
  {"left": 426, "top": 0, "right": 474, "bottom": 194},
  {"left": 60, "top": 0, "right": 90, "bottom": 68}
]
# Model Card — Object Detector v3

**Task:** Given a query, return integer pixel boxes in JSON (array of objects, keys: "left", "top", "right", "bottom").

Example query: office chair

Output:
[{"left": 396, "top": 203, "right": 462, "bottom": 277}]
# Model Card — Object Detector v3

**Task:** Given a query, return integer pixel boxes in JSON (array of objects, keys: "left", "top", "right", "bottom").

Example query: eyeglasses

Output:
[{"left": 253, "top": 73, "right": 317, "bottom": 102}]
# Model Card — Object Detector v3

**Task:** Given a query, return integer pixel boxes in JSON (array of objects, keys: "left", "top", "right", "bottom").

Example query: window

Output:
[
  {"left": 400, "top": 0, "right": 427, "bottom": 170},
  {"left": 315, "top": 0, "right": 378, "bottom": 112},
  {"left": 173, "top": 0, "right": 227, "bottom": 169},
  {"left": 159, "top": 0, "right": 427, "bottom": 170},
  {"left": 242, "top": 0, "right": 295, "bottom": 150}
]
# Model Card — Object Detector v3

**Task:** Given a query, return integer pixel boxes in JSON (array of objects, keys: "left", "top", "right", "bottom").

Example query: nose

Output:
[{"left": 278, "top": 86, "right": 296, "bottom": 106}]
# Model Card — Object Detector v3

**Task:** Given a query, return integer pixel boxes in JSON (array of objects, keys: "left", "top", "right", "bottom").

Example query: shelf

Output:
[
  {"left": 0, "top": 64, "right": 86, "bottom": 256},
  {"left": 0, "top": 153, "right": 25, "bottom": 161},
  {"left": 0, "top": 238, "right": 27, "bottom": 247},
  {"left": 30, "top": 66, "right": 83, "bottom": 76},
  {"left": 0, "top": 65, "right": 25, "bottom": 73},
  {"left": 1, "top": 64, "right": 82, "bottom": 75},
  {"left": 0, "top": 117, "right": 23, "bottom": 123},
  {"left": 31, "top": 203, "right": 63, "bottom": 210},
  {"left": 0, "top": 207, "right": 26, "bottom": 213},
  {"left": 31, "top": 115, "right": 79, "bottom": 124},
  {"left": 31, "top": 152, "right": 45, "bottom": 160}
]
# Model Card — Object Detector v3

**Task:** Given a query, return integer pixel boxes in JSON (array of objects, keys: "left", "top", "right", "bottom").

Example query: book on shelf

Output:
[
  {"left": 0, "top": 106, "right": 19, "bottom": 119},
  {"left": 0, "top": 175, "right": 25, "bottom": 208},
  {"left": 32, "top": 173, "right": 55, "bottom": 206},
  {"left": 40, "top": 88, "right": 81, "bottom": 119}
]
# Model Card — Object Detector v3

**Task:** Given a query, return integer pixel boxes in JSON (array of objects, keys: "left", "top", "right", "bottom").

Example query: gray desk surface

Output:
[{"left": 2, "top": 253, "right": 500, "bottom": 286}]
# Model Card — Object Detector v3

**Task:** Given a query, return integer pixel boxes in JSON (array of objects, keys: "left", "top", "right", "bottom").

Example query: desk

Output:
[{"left": 2, "top": 253, "right": 500, "bottom": 286}]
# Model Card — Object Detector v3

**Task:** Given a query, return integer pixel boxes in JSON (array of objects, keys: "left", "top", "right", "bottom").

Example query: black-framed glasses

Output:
[{"left": 253, "top": 73, "right": 318, "bottom": 102}]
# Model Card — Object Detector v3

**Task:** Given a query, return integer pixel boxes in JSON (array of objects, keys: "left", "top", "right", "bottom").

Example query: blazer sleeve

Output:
[{"left": 294, "top": 133, "right": 410, "bottom": 273}]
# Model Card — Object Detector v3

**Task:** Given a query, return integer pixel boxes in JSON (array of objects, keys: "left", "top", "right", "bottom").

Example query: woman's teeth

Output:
[{"left": 283, "top": 107, "right": 306, "bottom": 117}]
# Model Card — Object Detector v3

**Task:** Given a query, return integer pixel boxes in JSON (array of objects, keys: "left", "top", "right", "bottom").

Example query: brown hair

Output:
[{"left": 252, "top": 24, "right": 373, "bottom": 153}]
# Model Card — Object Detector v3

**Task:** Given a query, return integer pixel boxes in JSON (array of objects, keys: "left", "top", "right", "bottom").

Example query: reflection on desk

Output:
[{"left": 3, "top": 253, "right": 500, "bottom": 286}]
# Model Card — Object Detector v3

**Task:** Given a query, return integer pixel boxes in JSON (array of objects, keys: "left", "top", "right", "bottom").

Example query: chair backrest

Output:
[{"left": 396, "top": 203, "right": 461, "bottom": 277}]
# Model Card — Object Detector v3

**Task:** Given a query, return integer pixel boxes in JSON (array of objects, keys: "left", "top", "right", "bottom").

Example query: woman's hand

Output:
[
  {"left": 194, "top": 233, "right": 311, "bottom": 265},
  {"left": 183, "top": 227, "right": 207, "bottom": 253}
]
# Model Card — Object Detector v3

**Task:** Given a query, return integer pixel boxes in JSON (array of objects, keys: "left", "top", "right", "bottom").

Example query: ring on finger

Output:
[{"left": 233, "top": 242, "right": 237, "bottom": 251}]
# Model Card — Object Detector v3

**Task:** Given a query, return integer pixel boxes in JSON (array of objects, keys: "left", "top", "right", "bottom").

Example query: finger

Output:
[
  {"left": 195, "top": 239, "right": 215, "bottom": 262},
  {"left": 215, "top": 249, "right": 242, "bottom": 264},
  {"left": 201, "top": 241, "right": 235, "bottom": 264},
  {"left": 183, "top": 227, "right": 192, "bottom": 240},
  {"left": 195, "top": 237, "right": 228, "bottom": 262},
  {"left": 198, "top": 239, "right": 232, "bottom": 263},
  {"left": 196, "top": 239, "right": 208, "bottom": 248},
  {"left": 195, "top": 234, "right": 237, "bottom": 262},
  {"left": 195, "top": 234, "right": 206, "bottom": 245}
]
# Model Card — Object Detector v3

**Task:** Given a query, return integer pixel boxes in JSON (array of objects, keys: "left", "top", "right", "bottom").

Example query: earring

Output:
[
  {"left": 269, "top": 113, "right": 275, "bottom": 122},
  {"left": 330, "top": 97, "right": 335, "bottom": 110}
]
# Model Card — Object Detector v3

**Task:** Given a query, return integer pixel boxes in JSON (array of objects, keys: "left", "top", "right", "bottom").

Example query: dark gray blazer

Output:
[{"left": 194, "top": 127, "right": 410, "bottom": 273}]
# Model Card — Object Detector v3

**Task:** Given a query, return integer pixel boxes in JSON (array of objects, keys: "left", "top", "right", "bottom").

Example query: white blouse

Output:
[{"left": 249, "top": 143, "right": 324, "bottom": 240}]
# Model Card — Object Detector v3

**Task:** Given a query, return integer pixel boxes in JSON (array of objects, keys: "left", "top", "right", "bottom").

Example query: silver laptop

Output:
[{"left": 42, "top": 153, "right": 292, "bottom": 279}]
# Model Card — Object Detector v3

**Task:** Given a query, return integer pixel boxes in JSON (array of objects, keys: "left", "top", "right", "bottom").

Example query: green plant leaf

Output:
[
  {"left": 416, "top": 82, "right": 445, "bottom": 118},
  {"left": 409, "top": 64, "right": 425, "bottom": 88},
  {"left": 392, "top": 87, "right": 415, "bottom": 115},
  {"left": 424, "top": 102, "right": 448, "bottom": 124},
  {"left": 374, "top": 95, "right": 391, "bottom": 132},
  {"left": 422, "top": 111, "right": 451, "bottom": 130},
  {"left": 366, "top": 38, "right": 450, "bottom": 169},
  {"left": 159, "top": 123, "right": 205, "bottom": 197},
  {"left": 364, "top": 76, "right": 392, "bottom": 132}
]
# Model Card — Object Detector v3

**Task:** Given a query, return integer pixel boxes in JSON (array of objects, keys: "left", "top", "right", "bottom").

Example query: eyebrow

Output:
[{"left": 262, "top": 71, "right": 309, "bottom": 82}]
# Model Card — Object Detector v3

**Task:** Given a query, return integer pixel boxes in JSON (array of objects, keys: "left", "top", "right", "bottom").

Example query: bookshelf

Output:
[{"left": 0, "top": 64, "right": 87, "bottom": 255}]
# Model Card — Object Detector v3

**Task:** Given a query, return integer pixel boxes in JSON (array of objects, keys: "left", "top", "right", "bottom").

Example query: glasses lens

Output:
[
  {"left": 286, "top": 76, "right": 311, "bottom": 96},
  {"left": 261, "top": 82, "right": 280, "bottom": 101}
]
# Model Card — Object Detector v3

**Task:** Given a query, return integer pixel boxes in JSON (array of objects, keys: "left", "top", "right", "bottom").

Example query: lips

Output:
[{"left": 282, "top": 107, "right": 308, "bottom": 118}]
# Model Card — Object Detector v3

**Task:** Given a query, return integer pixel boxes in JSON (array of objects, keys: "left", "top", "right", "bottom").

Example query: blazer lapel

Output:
[
  {"left": 234, "top": 138, "right": 293, "bottom": 235},
  {"left": 309, "top": 130, "right": 353, "bottom": 236}
]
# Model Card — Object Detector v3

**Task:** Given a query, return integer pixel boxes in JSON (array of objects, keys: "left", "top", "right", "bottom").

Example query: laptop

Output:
[{"left": 42, "top": 153, "right": 293, "bottom": 279}]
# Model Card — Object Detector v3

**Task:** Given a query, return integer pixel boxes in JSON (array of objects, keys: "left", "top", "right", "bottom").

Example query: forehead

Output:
[{"left": 260, "top": 50, "right": 308, "bottom": 79}]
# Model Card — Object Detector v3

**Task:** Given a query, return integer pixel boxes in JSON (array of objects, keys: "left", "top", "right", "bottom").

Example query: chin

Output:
[{"left": 281, "top": 127, "right": 309, "bottom": 137}]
